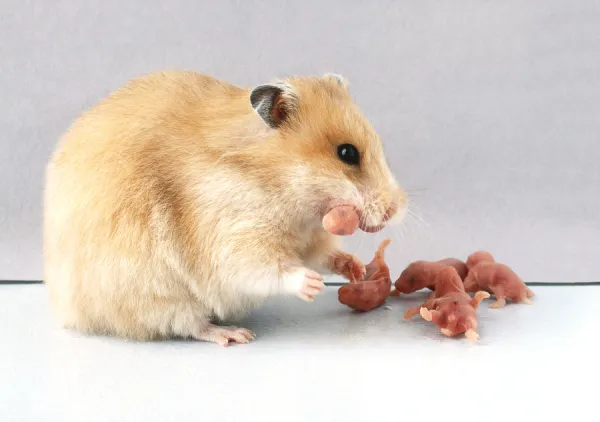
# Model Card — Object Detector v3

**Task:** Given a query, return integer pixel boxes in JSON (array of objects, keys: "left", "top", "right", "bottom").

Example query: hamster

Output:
[{"left": 43, "top": 70, "right": 407, "bottom": 346}]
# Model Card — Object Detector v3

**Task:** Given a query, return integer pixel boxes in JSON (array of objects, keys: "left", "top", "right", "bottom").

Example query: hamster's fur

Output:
[{"left": 43, "top": 71, "right": 407, "bottom": 345}]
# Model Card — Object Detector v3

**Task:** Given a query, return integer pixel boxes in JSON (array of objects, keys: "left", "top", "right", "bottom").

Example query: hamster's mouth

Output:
[
  {"left": 359, "top": 222, "right": 385, "bottom": 233},
  {"left": 357, "top": 206, "right": 393, "bottom": 233}
]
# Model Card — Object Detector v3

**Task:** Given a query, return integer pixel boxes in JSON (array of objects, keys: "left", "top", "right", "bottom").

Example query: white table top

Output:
[{"left": 1, "top": 284, "right": 597, "bottom": 422}]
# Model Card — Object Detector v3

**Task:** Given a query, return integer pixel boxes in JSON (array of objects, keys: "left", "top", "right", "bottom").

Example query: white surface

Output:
[
  {"left": 2, "top": 1, "right": 600, "bottom": 282},
  {"left": 1, "top": 284, "right": 597, "bottom": 422}
]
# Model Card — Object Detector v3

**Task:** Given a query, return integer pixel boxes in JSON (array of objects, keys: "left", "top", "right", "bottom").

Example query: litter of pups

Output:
[{"left": 337, "top": 240, "right": 533, "bottom": 342}]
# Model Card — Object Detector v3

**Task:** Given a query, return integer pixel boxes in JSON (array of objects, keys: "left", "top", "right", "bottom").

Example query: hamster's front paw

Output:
[
  {"left": 329, "top": 251, "right": 366, "bottom": 282},
  {"left": 283, "top": 267, "right": 325, "bottom": 302}
]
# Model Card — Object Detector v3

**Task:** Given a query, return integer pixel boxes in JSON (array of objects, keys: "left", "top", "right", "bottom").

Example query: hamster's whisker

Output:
[
  {"left": 405, "top": 188, "right": 428, "bottom": 197},
  {"left": 401, "top": 211, "right": 437, "bottom": 245},
  {"left": 407, "top": 209, "right": 429, "bottom": 229},
  {"left": 406, "top": 199, "right": 430, "bottom": 229},
  {"left": 389, "top": 225, "right": 405, "bottom": 250},
  {"left": 405, "top": 211, "right": 428, "bottom": 232},
  {"left": 356, "top": 233, "right": 365, "bottom": 263}
]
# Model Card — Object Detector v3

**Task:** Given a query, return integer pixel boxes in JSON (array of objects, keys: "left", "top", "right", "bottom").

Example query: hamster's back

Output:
[{"left": 43, "top": 71, "right": 249, "bottom": 337}]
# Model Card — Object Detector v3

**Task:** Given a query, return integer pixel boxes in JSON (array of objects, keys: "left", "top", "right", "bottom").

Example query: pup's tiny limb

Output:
[
  {"left": 440, "top": 328, "right": 453, "bottom": 337},
  {"left": 404, "top": 306, "right": 422, "bottom": 320},
  {"left": 486, "top": 285, "right": 506, "bottom": 308},
  {"left": 463, "top": 272, "right": 479, "bottom": 292},
  {"left": 470, "top": 291, "right": 491, "bottom": 308},
  {"left": 489, "top": 295, "right": 506, "bottom": 309},
  {"left": 519, "top": 296, "right": 533, "bottom": 305},
  {"left": 419, "top": 307, "right": 433, "bottom": 322},
  {"left": 464, "top": 329, "right": 479, "bottom": 342}
]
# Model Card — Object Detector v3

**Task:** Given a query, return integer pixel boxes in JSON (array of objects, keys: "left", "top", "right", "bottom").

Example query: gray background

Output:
[{"left": 1, "top": 0, "right": 599, "bottom": 282}]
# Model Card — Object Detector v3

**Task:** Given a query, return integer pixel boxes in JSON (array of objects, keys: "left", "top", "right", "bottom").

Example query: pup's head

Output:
[
  {"left": 466, "top": 251, "right": 496, "bottom": 270},
  {"left": 432, "top": 298, "right": 478, "bottom": 337},
  {"left": 394, "top": 261, "right": 434, "bottom": 293},
  {"left": 249, "top": 73, "right": 406, "bottom": 232}
]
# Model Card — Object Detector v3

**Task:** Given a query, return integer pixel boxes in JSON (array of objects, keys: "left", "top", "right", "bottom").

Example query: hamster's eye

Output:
[{"left": 337, "top": 143, "right": 360, "bottom": 166}]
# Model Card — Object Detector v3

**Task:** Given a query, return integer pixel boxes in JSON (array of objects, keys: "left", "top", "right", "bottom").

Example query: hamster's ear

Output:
[
  {"left": 324, "top": 73, "right": 349, "bottom": 89},
  {"left": 250, "top": 82, "right": 298, "bottom": 129}
]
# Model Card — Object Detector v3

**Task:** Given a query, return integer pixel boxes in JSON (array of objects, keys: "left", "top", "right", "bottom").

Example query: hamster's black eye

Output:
[{"left": 337, "top": 143, "right": 360, "bottom": 166}]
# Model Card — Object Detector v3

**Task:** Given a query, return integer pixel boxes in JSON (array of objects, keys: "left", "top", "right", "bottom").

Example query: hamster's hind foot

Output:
[{"left": 192, "top": 324, "right": 256, "bottom": 347}]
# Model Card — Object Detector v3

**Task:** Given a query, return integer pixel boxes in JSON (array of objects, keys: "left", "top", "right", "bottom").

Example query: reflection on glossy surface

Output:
[{"left": 0, "top": 285, "right": 596, "bottom": 421}]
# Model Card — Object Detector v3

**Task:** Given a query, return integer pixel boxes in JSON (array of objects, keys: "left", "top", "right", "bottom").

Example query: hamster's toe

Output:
[{"left": 284, "top": 267, "right": 325, "bottom": 302}]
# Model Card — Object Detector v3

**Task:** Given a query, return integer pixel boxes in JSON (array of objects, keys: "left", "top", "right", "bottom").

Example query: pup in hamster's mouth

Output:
[{"left": 322, "top": 204, "right": 393, "bottom": 235}]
